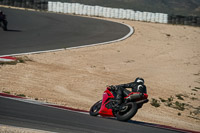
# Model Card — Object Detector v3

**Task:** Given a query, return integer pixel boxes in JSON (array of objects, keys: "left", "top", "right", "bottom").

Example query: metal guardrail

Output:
[{"left": 0, "top": 0, "right": 48, "bottom": 10}]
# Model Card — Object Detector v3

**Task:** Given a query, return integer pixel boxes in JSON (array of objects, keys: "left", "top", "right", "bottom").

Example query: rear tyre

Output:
[
  {"left": 3, "top": 21, "right": 7, "bottom": 31},
  {"left": 3, "top": 25, "right": 7, "bottom": 31},
  {"left": 116, "top": 102, "right": 138, "bottom": 121},
  {"left": 89, "top": 100, "right": 102, "bottom": 116}
]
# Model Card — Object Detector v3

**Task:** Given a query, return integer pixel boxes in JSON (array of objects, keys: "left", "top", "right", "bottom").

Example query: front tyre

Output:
[
  {"left": 89, "top": 100, "right": 102, "bottom": 116},
  {"left": 116, "top": 102, "right": 138, "bottom": 121}
]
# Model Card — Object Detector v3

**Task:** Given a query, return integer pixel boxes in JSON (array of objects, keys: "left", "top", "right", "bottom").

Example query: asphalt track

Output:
[
  {"left": 0, "top": 7, "right": 131, "bottom": 56},
  {"left": 0, "top": 97, "right": 183, "bottom": 133}
]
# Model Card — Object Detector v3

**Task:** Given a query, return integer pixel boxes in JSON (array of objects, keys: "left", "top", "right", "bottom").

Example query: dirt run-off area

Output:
[{"left": 0, "top": 16, "right": 200, "bottom": 132}]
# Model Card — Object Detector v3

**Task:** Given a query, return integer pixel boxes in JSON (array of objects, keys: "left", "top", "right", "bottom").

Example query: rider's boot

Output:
[{"left": 113, "top": 99, "right": 122, "bottom": 110}]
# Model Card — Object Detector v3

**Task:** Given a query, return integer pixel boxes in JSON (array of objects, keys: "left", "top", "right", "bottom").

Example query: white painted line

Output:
[{"left": 0, "top": 58, "right": 15, "bottom": 62}]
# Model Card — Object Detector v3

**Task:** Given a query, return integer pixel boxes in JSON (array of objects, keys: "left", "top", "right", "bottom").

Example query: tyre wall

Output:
[
  {"left": 47, "top": 2, "right": 168, "bottom": 24},
  {"left": 47, "top": 2, "right": 200, "bottom": 27}
]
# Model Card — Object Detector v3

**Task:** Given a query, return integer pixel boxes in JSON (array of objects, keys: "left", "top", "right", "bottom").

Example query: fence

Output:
[
  {"left": 168, "top": 15, "right": 200, "bottom": 27},
  {"left": 0, "top": 0, "right": 48, "bottom": 10}
]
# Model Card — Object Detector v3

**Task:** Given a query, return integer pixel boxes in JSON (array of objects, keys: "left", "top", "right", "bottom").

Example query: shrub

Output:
[
  {"left": 159, "top": 97, "right": 167, "bottom": 102},
  {"left": 16, "top": 94, "right": 26, "bottom": 97},
  {"left": 150, "top": 98, "right": 160, "bottom": 107},
  {"left": 2, "top": 91, "right": 10, "bottom": 94},
  {"left": 176, "top": 94, "right": 184, "bottom": 100},
  {"left": 174, "top": 101, "right": 185, "bottom": 111}
]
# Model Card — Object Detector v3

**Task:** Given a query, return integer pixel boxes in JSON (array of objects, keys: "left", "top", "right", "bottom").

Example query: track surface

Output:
[
  {"left": 0, "top": 7, "right": 130, "bottom": 56},
  {"left": 0, "top": 97, "right": 181, "bottom": 133}
]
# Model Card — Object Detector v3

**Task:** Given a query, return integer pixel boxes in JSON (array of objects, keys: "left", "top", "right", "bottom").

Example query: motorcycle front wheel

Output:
[
  {"left": 89, "top": 100, "right": 102, "bottom": 116},
  {"left": 116, "top": 102, "right": 138, "bottom": 121}
]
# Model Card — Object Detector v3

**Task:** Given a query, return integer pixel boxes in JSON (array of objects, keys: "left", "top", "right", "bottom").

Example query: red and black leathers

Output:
[{"left": 110, "top": 81, "right": 146, "bottom": 105}]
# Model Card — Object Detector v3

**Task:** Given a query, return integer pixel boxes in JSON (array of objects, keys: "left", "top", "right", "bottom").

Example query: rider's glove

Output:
[{"left": 109, "top": 85, "right": 117, "bottom": 91}]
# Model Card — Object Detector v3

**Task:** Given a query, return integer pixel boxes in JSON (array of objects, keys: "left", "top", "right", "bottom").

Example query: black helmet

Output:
[
  {"left": 134, "top": 77, "right": 144, "bottom": 84},
  {"left": 136, "top": 84, "right": 147, "bottom": 93}
]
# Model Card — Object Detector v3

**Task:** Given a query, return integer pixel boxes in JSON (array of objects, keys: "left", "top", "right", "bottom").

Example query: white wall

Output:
[{"left": 48, "top": 1, "right": 168, "bottom": 24}]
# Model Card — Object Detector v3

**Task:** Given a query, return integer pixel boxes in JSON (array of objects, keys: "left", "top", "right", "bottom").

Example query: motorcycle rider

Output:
[
  {"left": 109, "top": 77, "right": 146, "bottom": 108},
  {"left": 0, "top": 10, "right": 7, "bottom": 31}
]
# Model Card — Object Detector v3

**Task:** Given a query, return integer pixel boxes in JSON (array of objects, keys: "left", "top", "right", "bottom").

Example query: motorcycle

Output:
[
  {"left": 90, "top": 86, "right": 148, "bottom": 121},
  {"left": 0, "top": 19, "right": 7, "bottom": 31}
]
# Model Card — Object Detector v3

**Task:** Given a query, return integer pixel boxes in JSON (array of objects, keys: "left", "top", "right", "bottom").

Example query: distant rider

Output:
[
  {"left": 0, "top": 10, "right": 7, "bottom": 31},
  {"left": 109, "top": 77, "right": 147, "bottom": 107}
]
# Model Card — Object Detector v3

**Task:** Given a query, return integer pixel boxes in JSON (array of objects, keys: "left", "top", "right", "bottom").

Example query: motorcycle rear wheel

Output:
[
  {"left": 0, "top": 21, "right": 7, "bottom": 31},
  {"left": 116, "top": 102, "right": 138, "bottom": 121},
  {"left": 89, "top": 100, "right": 102, "bottom": 116}
]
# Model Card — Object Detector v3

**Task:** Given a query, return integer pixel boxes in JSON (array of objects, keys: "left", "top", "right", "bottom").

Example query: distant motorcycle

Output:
[
  {"left": 0, "top": 11, "right": 7, "bottom": 31},
  {"left": 90, "top": 86, "right": 148, "bottom": 121},
  {"left": 0, "top": 19, "right": 7, "bottom": 31}
]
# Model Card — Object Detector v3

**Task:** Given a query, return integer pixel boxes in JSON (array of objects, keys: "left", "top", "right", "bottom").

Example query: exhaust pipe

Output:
[
  {"left": 136, "top": 99, "right": 149, "bottom": 104},
  {"left": 128, "top": 93, "right": 143, "bottom": 101}
]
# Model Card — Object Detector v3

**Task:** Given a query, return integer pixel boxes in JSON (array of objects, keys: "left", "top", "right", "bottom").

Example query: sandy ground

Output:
[{"left": 0, "top": 15, "right": 200, "bottom": 132}]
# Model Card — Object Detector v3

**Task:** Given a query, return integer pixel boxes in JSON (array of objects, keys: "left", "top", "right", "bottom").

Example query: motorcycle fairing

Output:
[{"left": 98, "top": 88, "right": 115, "bottom": 117}]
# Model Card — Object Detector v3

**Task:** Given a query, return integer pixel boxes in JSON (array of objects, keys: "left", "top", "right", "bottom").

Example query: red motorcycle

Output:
[{"left": 90, "top": 86, "right": 148, "bottom": 121}]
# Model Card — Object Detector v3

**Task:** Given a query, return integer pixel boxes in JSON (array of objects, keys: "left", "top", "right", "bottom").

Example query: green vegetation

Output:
[
  {"left": 192, "top": 89, "right": 198, "bottom": 92},
  {"left": 0, "top": 61, "right": 18, "bottom": 65},
  {"left": 150, "top": 98, "right": 160, "bottom": 107},
  {"left": 168, "top": 96, "right": 174, "bottom": 102},
  {"left": 163, "top": 96, "right": 173, "bottom": 107},
  {"left": 2, "top": 91, "right": 10, "bottom": 94},
  {"left": 173, "top": 101, "right": 185, "bottom": 111},
  {"left": 154, "top": 93, "right": 199, "bottom": 111},
  {"left": 192, "top": 106, "right": 200, "bottom": 115},
  {"left": 176, "top": 94, "right": 184, "bottom": 100},
  {"left": 16, "top": 94, "right": 26, "bottom": 97},
  {"left": 159, "top": 97, "right": 167, "bottom": 102},
  {"left": 190, "top": 97, "right": 198, "bottom": 101}
]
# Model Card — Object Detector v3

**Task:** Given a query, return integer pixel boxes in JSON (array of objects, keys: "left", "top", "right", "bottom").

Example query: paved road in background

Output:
[
  {"left": 0, "top": 97, "right": 180, "bottom": 133},
  {"left": 0, "top": 7, "right": 130, "bottom": 56}
]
